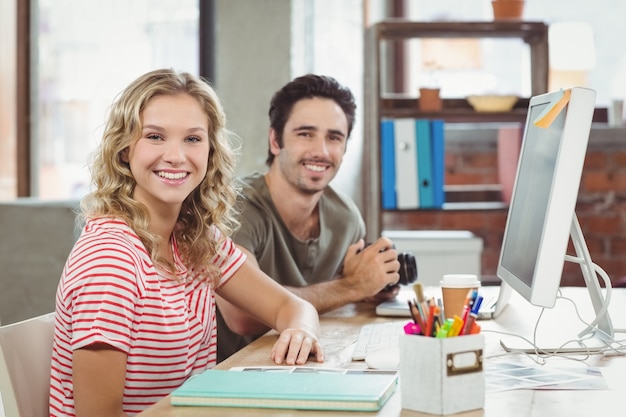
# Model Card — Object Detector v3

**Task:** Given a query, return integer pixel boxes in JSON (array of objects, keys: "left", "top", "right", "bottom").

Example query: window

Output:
[
  {"left": 34, "top": 0, "right": 199, "bottom": 199},
  {"left": 0, "top": 0, "right": 200, "bottom": 201},
  {"left": 0, "top": 0, "right": 18, "bottom": 200}
]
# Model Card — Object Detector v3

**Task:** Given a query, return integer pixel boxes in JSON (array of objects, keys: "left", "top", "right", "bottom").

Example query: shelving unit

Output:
[{"left": 362, "top": 20, "right": 549, "bottom": 242}]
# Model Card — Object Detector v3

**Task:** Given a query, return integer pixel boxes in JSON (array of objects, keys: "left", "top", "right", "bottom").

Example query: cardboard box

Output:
[
  {"left": 382, "top": 230, "right": 483, "bottom": 287},
  {"left": 399, "top": 334, "right": 485, "bottom": 415}
]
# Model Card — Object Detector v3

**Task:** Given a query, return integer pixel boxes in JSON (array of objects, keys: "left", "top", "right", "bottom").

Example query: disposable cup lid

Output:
[{"left": 440, "top": 274, "right": 481, "bottom": 288}]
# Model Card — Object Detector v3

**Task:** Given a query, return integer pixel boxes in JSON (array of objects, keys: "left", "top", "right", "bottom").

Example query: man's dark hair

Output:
[{"left": 266, "top": 74, "right": 357, "bottom": 166}]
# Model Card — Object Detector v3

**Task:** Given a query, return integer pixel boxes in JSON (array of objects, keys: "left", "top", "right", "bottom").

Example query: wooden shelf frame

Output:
[{"left": 362, "top": 20, "right": 549, "bottom": 242}]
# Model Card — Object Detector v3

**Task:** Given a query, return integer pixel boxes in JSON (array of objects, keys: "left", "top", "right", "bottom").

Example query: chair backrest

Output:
[
  {"left": 0, "top": 200, "right": 80, "bottom": 325},
  {"left": 0, "top": 312, "right": 55, "bottom": 417}
]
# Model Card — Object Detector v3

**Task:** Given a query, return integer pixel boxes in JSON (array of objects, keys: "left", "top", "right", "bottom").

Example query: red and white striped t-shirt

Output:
[{"left": 49, "top": 217, "right": 245, "bottom": 417}]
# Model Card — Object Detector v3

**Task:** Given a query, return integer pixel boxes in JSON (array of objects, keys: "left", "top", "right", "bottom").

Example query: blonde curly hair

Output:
[{"left": 80, "top": 68, "right": 240, "bottom": 281}]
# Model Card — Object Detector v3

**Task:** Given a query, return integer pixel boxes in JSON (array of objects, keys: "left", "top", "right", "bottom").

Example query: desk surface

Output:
[{"left": 137, "top": 287, "right": 626, "bottom": 417}]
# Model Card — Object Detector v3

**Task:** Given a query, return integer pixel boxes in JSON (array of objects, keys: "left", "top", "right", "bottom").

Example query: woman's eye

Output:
[
  {"left": 186, "top": 136, "right": 201, "bottom": 143},
  {"left": 146, "top": 133, "right": 162, "bottom": 141}
]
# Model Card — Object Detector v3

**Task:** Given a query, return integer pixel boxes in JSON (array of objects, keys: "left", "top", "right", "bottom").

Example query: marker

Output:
[
  {"left": 447, "top": 315, "right": 464, "bottom": 337},
  {"left": 436, "top": 318, "right": 453, "bottom": 338},
  {"left": 469, "top": 322, "right": 481, "bottom": 334},
  {"left": 425, "top": 303, "right": 436, "bottom": 337},
  {"left": 471, "top": 295, "right": 484, "bottom": 315},
  {"left": 403, "top": 321, "right": 421, "bottom": 335},
  {"left": 461, "top": 312, "right": 478, "bottom": 336}
]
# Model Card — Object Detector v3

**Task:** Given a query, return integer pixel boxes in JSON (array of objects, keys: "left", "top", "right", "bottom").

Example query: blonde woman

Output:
[{"left": 49, "top": 69, "right": 323, "bottom": 417}]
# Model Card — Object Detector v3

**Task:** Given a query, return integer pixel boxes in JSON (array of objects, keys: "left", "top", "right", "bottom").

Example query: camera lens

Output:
[{"left": 398, "top": 252, "right": 418, "bottom": 285}]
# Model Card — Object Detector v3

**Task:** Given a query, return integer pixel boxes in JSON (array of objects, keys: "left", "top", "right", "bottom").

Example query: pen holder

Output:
[{"left": 399, "top": 334, "right": 484, "bottom": 415}]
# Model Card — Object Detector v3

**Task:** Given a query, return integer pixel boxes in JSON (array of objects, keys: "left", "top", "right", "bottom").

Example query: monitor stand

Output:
[{"left": 500, "top": 215, "right": 615, "bottom": 355}]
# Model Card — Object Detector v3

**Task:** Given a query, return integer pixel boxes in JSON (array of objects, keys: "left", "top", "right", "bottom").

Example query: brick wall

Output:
[{"left": 382, "top": 126, "right": 626, "bottom": 287}]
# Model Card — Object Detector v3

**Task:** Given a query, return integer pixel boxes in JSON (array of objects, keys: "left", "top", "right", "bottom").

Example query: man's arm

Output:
[
  {"left": 286, "top": 237, "right": 400, "bottom": 313},
  {"left": 217, "top": 237, "right": 400, "bottom": 336}
]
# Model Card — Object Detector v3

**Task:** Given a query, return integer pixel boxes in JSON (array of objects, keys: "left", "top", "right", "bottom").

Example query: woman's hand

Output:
[
  {"left": 218, "top": 254, "right": 324, "bottom": 365},
  {"left": 270, "top": 328, "right": 324, "bottom": 365}
]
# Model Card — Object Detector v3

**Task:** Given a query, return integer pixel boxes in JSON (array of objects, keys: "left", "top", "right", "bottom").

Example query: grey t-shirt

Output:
[{"left": 216, "top": 172, "right": 365, "bottom": 362}]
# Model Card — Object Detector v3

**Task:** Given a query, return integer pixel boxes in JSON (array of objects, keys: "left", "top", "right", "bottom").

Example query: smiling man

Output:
[{"left": 216, "top": 74, "right": 401, "bottom": 362}]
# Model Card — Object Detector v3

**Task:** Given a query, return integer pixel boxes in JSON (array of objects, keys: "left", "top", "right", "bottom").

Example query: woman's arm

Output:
[
  {"left": 217, "top": 257, "right": 324, "bottom": 365},
  {"left": 73, "top": 343, "right": 129, "bottom": 417}
]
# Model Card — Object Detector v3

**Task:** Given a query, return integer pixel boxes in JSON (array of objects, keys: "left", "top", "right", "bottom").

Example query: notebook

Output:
[
  {"left": 375, "top": 282, "right": 512, "bottom": 320},
  {"left": 170, "top": 369, "right": 398, "bottom": 411}
]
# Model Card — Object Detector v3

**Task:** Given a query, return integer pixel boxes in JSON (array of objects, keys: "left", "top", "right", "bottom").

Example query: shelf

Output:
[
  {"left": 381, "top": 96, "right": 530, "bottom": 123},
  {"left": 362, "top": 20, "right": 550, "bottom": 242},
  {"left": 370, "top": 20, "right": 549, "bottom": 42}
]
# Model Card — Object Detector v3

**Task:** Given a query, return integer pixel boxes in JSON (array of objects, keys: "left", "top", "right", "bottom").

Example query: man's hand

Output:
[
  {"left": 362, "top": 284, "right": 401, "bottom": 303},
  {"left": 340, "top": 237, "right": 400, "bottom": 299}
]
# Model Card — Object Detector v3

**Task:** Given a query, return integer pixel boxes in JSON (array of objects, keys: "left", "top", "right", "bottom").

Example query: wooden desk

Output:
[{"left": 138, "top": 287, "right": 626, "bottom": 417}]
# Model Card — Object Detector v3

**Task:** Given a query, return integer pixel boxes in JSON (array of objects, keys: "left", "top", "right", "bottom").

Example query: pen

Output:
[
  {"left": 407, "top": 300, "right": 425, "bottom": 333},
  {"left": 413, "top": 299, "right": 427, "bottom": 332},
  {"left": 460, "top": 295, "right": 483, "bottom": 336},
  {"left": 415, "top": 297, "right": 426, "bottom": 322},
  {"left": 436, "top": 298, "right": 445, "bottom": 325},
  {"left": 460, "top": 289, "right": 477, "bottom": 327},
  {"left": 461, "top": 297, "right": 482, "bottom": 335},
  {"left": 407, "top": 300, "right": 419, "bottom": 324}
]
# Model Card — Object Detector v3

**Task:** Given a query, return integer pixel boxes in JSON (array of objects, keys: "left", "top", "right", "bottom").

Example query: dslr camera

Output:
[{"left": 362, "top": 243, "right": 418, "bottom": 287}]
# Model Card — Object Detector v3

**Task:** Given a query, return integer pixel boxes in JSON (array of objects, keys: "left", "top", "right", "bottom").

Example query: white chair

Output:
[{"left": 0, "top": 313, "right": 55, "bottom": 417}]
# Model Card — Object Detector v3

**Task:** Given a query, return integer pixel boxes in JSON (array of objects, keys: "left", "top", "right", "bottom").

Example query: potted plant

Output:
[
  {"left": 418, "top": 60, "right": 442, "bottom": 112},
  {"left": 491, "top": 0, "right": 525, "bottom": 20},
  {"left": 418, "top": 87, "right": 442, "bottom": 112}
]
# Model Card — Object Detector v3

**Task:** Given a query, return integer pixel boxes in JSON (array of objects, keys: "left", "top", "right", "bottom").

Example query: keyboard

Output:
[{"left": 352, "top": 321, "right": 405, "bottom": 360}]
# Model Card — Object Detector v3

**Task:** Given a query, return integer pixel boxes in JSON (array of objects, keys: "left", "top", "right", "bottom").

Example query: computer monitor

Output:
[{"left": 497, "top": 87, "right": 614, "bottom": 351}]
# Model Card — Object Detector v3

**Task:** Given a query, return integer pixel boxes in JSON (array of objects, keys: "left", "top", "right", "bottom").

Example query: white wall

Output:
[
  {"left": 214, "top": 0, "right": 293, "bottom": 175},
  {"left": 215, "top": 0, "right": 365, "bottom": 206}
]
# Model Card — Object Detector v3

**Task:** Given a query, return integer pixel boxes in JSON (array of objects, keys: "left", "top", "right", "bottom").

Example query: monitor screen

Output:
[{"left": 497, "top": 87, "right": 596, "bottom": 308}]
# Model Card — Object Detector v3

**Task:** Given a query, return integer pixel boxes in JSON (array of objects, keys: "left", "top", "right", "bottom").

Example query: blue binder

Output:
[
  {"left": 415, "top": 119, "right": 434, "bottom": 208},
  {"left": 380, "top": 119, "right": 397, "bottom": 209},
  {"left": 430, "top": 119, "right": 446, "bottom": 208}
]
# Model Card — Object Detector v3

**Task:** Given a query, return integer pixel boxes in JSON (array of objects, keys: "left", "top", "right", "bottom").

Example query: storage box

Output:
[
  {"left": 399, "top": 334, "right": 485, "bottom": 415},
  {"left": 382, "top": 230, "right": 483, "bottom": 287}
]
